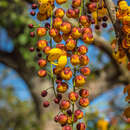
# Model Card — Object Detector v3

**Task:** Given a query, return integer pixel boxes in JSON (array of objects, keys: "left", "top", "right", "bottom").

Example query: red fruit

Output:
[
  {"left": 98, "top": 17, "right": 102, "bottom": 22},
  {"left": 53, "top": 34, "right": 63, "bottom": 43},
  {"left": 49, "top": 28, "right": 59, "bottom": 37},
  {"left": 76, "top": 122, "right": 86, "bottom": 130},
  {"left": 71, "top": 27, "right": 82, "bottom": 39},
  {"left": 41, "top": 90, "right": 48, "bottom": 97},
  {"left": 91, "top": 19, "right": 95, "bottom": 24},
  {"left": 58, "top": 114, "right": 68, "bottom": 125},
  {"left": 79, "top": 16, "right": 90, "bottom": 26},
  {"left": 37, "top": 27, "right": 47, "bottom": 37},
  {"left": 60, "top": 22, "right": 72, "bottom": 34},
  {"left": 78, "top": 45, "right": 88, "bottom": 55},
  {"left": 80, "top": 67, "right": 90, "bottom": 76},
  {"left": 70, "top": 54, "right": 80, "bottom": 66},
  {"left": 45, "top": 22, "right": 50, "bottom": 29},
  {"left": 87, "top": 2, "right": 97, "bottom": 12},
  {"left": 66, "top": 39, "right": 76, "bottom": 51},
  {"left": 55, "top": 8, "right": 65, "bottom": 18},
  {"left": 54, "top": 98, "right": 60, "bottom": 104},
  {"left": 57, "top": 93, "right": 62, "bottom": 100},
  {"left": 43, "top": 101, "right": 50, "bottom": 107},
  {"left": 53, "top": 17, "right": 63, "bottom": 29},
  {"left": 54, "top": 115, "right": 59, "bottom": 122},
  {"left": 37, "top": 40, "right": 48, "bottom": 50},
  {"left": 102, "top": 16, "right": 108, "bottom": 21},
  {"left": 68, "top": 92, "right": 79, "bottom": 102},
  {"left": 61, "top": 67, "right": 73, "bottom": 80},
  {"left": 28, "top": 24, "right": 34, "bottom": 29},
  {"left": 67, "top": 109, "right": 72, "bottom": 116},
  {"left": 43, "top": 46, "right": 51, "bottom": 54},
  {"left": 56, "top": 44, "right": 65, "bottom": 50},
  {"left": 57, "top": 82, "right": 68, "bottom": 93},
  {"left": 38, "top": 70, "right": 47, "bottom": 77},
  {"left": 95, "top": 24, "right": 100, "bottom": 30},
  {"left": 79, "top": 97, "right": 89, "bottom": 107},
  {"left": 29, "top": 47, "right": 35, "bottom": 52},
  {"left": 82, "top": 27, "right": 92, "bottom": 34},
  {"left": 75, "top": 75, "right": 86, "bottom": 87},
  {"left": 102, "top": 23, "right": 108, "bottom": 28},
  {"left": 60, "top": 100, "right": 70, "bottom": 110},
  {"left": 38, "top": 59, "right": 47, "bottom": 67},
  {"left": 66, "top": 9, "right": 75, "bottom": 18},
  {"left": 62, "top": 125, "right": 72, "bottom": 130},
  {"left": 74, "top": 109, "right": 83, "bottom": 119},
  {"left": 32, "top": 4, "right": 37, "bottom": 9},
  {"left": 30, "top": 11, "right": 36, "bottom": 16},
  {"left": 72, "top": 0, "right": 81, "bottom": 8},
  {"left": 79, "top": 89, "right": 89, "bottom": 98},
  {"left": 30, "top": 32, "right": 35, "bottom": 37},
  {"left": 80, "top": 55, "right": 89, "bottom": 66}
]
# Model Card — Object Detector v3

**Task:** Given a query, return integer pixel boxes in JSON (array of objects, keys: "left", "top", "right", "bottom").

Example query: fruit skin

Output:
[
  {"left": 54, "top": 98, "right": 60, "bottom": 104},
  {"left": 75, "top": 75, "right": 86, "bottom": 87},
  {"left": 43, "top": 46, "right": 51, "bottom": 54},
  {"left": 29, "top": 47, "right": 35, "bottom": 52},
  {"left": 37, "top": 40, "right": 48, "bottom": 50},
  {"left": 55, "top": 8, "right": 65, "bottom": 18},
  {"left": 28, "top": 24, "right": 34, "bottom": 29},
  {"left": 80, "top": 67, "right": 90, "bottom": 76},
  {"left": 38, "top": 59, "right": 47, "bottom": 67},
  {"left": 57, "top": 82, "right": 68, "bottom": 93},
  {"left": 53, "top": 17, "right": 63, "bottom": 29},
  {"left": 79, "top": 55, "right": 89, "bottom": 66},
  {"left": 74, "top": 109, "right": 83, "bottom": 119},
  {"left": 60, "top": 22, "right": 72, "bottom": 34},
  {"left": 82, "top": 33, "right": 94, "bottom": 44},
  {"left": 76, "top": 122, "right": 86, "bottom": 130},
  {"left": 66, "top": 39, "right": 76, "bottom": 51},
  {"left": 53, "top": 34, "right": 63, "bottom": 43},
  {"left": 70, "top": 54, "right": 80, "bottom": 66},
  {"left": 58, "top": 114, "right": 68, "bottom": 125},
  {"left": 56, "top": 0, "right": 67, "bottom": 5},
  {"left": 79, "top": 16, "right": 90, "bottom": 26},
  {"left": 54, "top": 115, "right": 59, "bottom": 122},
  {"left": 78, "top": 45, "right": 88, "bottom": 55},
  {"left": 62, "top": 125, "right": 72, "bottom": 130},
  {"left": 49, "top": 28, "right": 59, "bottom": 37},
  {"left": 66, "top": 9, "right": 76, "bottom": 18},
  {"left": 79, "top": 97, "right": 89, "bottom": 107},
  {"left": 38, "top": 69, "right": 47, "bottom": 77},
  {"left": 71, "top": 27, "right": 82, "bottom": 39},
  {"left": 43, "top": 101, "right": 50, "bottom": 107},
  {"left": 67, "top": 115, "right": 77, "bottom": 124},
  {"left": 32, "top": 4, "right": 37, "bottom": 9},
  {"left": 87, "top": 2, "right": 97, "bottom": 12},
  {"left": 56, "top": 44, "right": 65, "bottom": 50},
  {"left": 72, "top": 0, "right": 81, "bottom": 8},
  {"left": 30, "top": 32, "right": 35, "bottom": 37},
  {"left": 60, "top": 100, "right": 70, "bottom": 110},
  {"left": 79, "top": 89, "right": 89, "bottom": 98},
  {"left": 61, "top": 67, "right": 73, "bottom": 80},
  {"left": 41, "top": 90, "right": 48, "bottom": 97},
  {"left": 30, "top": 11, "right": 36, "bottom": 16},
  {"left": 37, "top": 27, "right": 47, "bottom": 37},
  {"left": 68, "top": 92, "right": 79, "bottom": 102}
]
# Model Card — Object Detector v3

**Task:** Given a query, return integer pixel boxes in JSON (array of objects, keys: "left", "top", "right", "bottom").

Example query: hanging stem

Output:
[{"left": 49, "top": 7, "right": 57, "bottom": 97}]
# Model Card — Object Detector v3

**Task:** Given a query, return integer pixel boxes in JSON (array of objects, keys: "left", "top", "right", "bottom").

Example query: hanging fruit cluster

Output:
[
  {"left": 112, "top": 0, "right": 130, "bottom": 69},
  {"left": 27, "top": 0, "right": 129, "bottom": 129}
]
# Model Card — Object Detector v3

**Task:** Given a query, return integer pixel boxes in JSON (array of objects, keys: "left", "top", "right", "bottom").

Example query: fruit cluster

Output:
[
  {"left": 28, "top": 0, "right": 114, "bottom": 130},
  {"left": 112, "top": 0, "right": 130, "bottom": 69}
]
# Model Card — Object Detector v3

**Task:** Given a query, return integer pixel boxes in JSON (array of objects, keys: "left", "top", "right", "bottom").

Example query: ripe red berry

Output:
[
  {"left": 54, "top": 115, "right": 59, "bottom": 122},
  {"left": 95, "top": 24, "right": 100, "bottom": 30},
  {"left": 98, "top": 17, "right": 102, "bottom": 22},
  {"left": 54, "top": 98, "right": 60, "bottom": 104},
  {"left": 30, "top": 11, "right": 36, "bottom": 16},
  {"left": 102, "top": 23, "right": 107, "bottom": 28},
  {"left": 43, "top": 101, "right": 50, "bottom": 107},
  {"left": 102, "top": 16, "right": 108, "bottom": 21},
  {"left": 29, "top": 47, "right": 35, "bottom": 52},
  {"left": 67, "top": 109, "right": 72, "bottom": 116},
  {"left": 30, "top": 32, "right": 35, "bottom": 37},
  {"left": 57, "top": 94, "right": 62, "bottom": 100},
  {"left": 45, "top": 22, "right": 50, "bottom": 29},
  {"left": 41, "top": 90, "right": 48, "bottom": 97},
  {"left": 32, "top": 4, "right": 37, "bottom": 9},
  {"left": 28, "top": 24, "right": 34, "bottom": 29}
]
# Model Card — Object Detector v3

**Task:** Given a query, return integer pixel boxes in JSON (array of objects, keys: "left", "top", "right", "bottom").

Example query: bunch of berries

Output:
[
  {"left": 28, "top": 0, "right": 113, "bottom": 129},
  {"left": 112, "top": 0, "right": 130, "bottom": 69}
]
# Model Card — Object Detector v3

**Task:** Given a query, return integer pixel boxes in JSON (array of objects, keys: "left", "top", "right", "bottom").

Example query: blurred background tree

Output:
[{"left": 0, "top": 0, "right": 129, "bottom": 130}]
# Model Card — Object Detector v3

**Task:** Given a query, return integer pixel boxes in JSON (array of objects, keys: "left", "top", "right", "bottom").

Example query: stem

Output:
[{"left": 51, "top": 63, "right": 57, "bottom": 97}]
